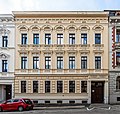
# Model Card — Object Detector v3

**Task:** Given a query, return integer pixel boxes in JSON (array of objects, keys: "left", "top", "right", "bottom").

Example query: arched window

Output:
[{"left": 116, "top": 76, "right": 120, "bottom": 90}]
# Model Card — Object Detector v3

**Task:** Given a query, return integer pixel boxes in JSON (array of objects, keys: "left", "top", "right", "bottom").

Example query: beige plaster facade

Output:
[{"left": 13, "top": 11, "right": 109, "bottom": 104}]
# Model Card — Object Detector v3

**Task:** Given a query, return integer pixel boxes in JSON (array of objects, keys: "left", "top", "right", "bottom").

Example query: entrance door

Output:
[
  {"left": 6, "top": 85, "right": 12, "bottom": 100},
  {"left": 91, "top": 82, "right": 104, "bottom": 103}
]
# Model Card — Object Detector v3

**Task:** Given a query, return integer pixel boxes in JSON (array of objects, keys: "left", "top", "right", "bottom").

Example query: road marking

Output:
[{"left": 86, "top": 107, "right": 111, "bottom": 111}]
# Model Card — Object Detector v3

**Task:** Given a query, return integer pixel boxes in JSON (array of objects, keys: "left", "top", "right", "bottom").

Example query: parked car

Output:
[{"left": 0, "top": 98, "right": 34, "bottom": 112}]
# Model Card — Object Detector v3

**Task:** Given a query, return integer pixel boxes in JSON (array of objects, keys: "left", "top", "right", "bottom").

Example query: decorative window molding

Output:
[
  {"left": 0, "top": 52, "right": 10, "bottom": 59},
  {"left": 0, "top": 24, "right": 10, "bottom": 34},
  {"left": 17, "top": 25, "right": 29, "bottom": 31},
  {"left": 54, "top": 25, "right": 65, "bottom": 32},
  {"left": 66, "top": 25, "right": 77, "bottom": 32},
  {"left": 42, "top": 25, "right": 53, "bottom": 32},
  {"left": 92, "top": 25, "right": 104, "bottom": 31},
  {"left": 79, "top": 25, "right": 90, "bottom": 31},
  {"left": 29, "top": 25, "right": 40, "bottom": 31}
]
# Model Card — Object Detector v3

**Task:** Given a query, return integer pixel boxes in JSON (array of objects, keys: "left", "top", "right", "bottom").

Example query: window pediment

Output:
[
  {"left": 0, "top": 52, "right": 10, "bottom": 59},
  {"left": 42, "top": 25, "right": 53, "bottom": 31},
  {"left": 0, "top": 25, "right": 10, "bottom": 34},
  {"left": 66, "top": 25, "right": 77, "bottom": 31},
  {"left": 93, "top": 25, "right": 104, "bottom": 31},
  {"left": 29, "top": 25, "right": 40, "bottom": 31},
  {"left": 80, "top": 25, "right": 90, "bottom": 31},
  {"left": 54, "top": 25, "right": 65, "bottom": 31},
  {"left": 18, "top": 25, "right": 28, "bottom": 31}
]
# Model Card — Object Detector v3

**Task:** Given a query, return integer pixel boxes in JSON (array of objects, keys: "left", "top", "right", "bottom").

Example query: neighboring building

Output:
[
  {"left": 13, "top": 11, "right": 109, "bottom": 104},
  {"left": 0, "top": 14, "right": 15, "bottom": 101},
  {"left": 109, "top": 10, "right": 120, "bottom": 104}
]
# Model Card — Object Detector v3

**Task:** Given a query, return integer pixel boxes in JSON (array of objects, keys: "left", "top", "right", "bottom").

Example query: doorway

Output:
[
  {"left": 91, "top": 81, "right": 104, "bottom": 103},
  {"left": 5, "top": 85, "right": 12, "bottom": 100}
]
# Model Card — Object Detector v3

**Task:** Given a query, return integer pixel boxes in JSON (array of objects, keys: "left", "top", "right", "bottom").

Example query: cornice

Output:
[
  {"left": 15, "top": 18, "right": 108, "bottom": 24},
  {"left": 13, "top": 11, "right": 108, "bottom": 18}
]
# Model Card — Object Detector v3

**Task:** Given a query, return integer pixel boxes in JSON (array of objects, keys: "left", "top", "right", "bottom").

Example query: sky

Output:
[{"left": 0, "top": 0, "right": 120, "bottom": 14}]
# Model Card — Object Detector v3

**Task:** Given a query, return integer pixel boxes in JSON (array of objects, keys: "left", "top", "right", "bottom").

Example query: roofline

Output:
[
  {"left": 12, "top": 11, "right": 109, "bottom": 18},
  {"left": 0, "top": 14, "right": 13, "bottom": 18}
]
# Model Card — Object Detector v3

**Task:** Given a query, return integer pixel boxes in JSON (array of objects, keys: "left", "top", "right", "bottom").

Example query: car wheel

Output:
[
  {"left": 0, "top": 107, "right": 3, "bottom": 112},
  {"left": 18, "top": 106, "right": 24, "bottom": 112}
]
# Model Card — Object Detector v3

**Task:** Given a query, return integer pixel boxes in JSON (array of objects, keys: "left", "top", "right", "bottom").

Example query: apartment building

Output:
[
  {"left": 13, "top": 11, "right": 109, "bottom": 104},
  {"left": 109, "top": 10, "right": 120, "bottom": 104},
  {"left": 0, "top": 14, "right": 15, "bottom": 101}
]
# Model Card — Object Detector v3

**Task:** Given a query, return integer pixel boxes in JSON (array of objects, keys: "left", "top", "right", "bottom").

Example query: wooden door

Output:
[{"left": 91, "top": 82, "right": 104, "bottom": 103}]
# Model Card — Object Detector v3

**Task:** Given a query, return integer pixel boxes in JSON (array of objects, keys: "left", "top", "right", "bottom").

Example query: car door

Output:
[
  {"left": 12, "top": 99, "right": 21, "bottom": 110},
  {"left": 3, "top": 100, "right": 13, "bottom": 111}
]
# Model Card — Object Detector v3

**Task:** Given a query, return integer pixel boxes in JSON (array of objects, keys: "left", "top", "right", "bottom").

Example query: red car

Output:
[{"left": 0, "top": 98, "right": 34, "bottom": 112}]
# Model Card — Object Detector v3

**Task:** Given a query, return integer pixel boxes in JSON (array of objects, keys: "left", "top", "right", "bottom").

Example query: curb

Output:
[{"left": 34, "top": 105, "right": 85, "bottom": 110}]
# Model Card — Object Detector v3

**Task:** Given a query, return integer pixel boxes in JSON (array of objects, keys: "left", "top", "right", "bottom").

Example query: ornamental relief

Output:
[
  {"left": 79, "top": 25, "right": 90, "bottom": 31},
  {"left": 54, "top": 25, "right": 65, "bottom": 32},
  {"left": 17, "top": 25, "right": 28, "bottom": 31},
  {"left": 16, "top": 24, "right": 101, "bottom": 32},
  {"left": 66, "top": 25, "right": 77, "bottom": 32},
  {"left": 29, "top": 25, "right": 40, "bottom": 31},
  {"left": 0, "top": 24, "right": 10, "bottom": 34},
  {"left": 0, "top": 52, "right": 10, "bottom": 59},
  {"left": 92, "top": 25, "right": 104, "bottom": 31},
  {"left": 41, "top": 25, "right": 53, "bottom": 32}
]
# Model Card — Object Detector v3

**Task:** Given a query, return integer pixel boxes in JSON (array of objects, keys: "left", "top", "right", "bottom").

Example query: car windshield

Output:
[{"left": 23, "top": 99, "right": 32, "bottom": 104}]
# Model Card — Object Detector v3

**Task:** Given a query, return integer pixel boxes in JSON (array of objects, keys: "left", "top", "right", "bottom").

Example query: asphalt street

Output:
[{"left": 1, "top": 105, "right": 120, "bottom": 114}]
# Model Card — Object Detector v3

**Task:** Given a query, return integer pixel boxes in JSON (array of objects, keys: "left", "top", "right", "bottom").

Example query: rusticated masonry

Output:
[{"left": 112, "top": 26, "right": 115, "bottom": 69}]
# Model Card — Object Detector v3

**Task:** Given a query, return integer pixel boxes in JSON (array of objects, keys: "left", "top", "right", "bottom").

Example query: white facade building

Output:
[{"left": 0, "top": 14, "right": 15, "bottom": 101}]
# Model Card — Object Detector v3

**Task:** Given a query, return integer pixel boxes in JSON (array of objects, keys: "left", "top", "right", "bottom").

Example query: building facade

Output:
[
  {"left": 109, "top": 10, "right": 120, "bottom": 104},
  {"left": 13, "top": 11, "right": 109, "bottom": 104},
  {"left": 0, "top": 14, "right": 15, "bottom": 101}
]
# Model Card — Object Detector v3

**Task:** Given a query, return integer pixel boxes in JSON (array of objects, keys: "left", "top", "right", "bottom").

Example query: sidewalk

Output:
[
  {"left": 34, "top": 104, "right": 86, "bottom": 110},
  {"left": 33, "top": 104, "right": 120, "bottom": 110}
]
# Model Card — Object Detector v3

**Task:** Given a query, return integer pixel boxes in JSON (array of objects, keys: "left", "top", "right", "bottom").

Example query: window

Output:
[
  {"left": 81, "top": 81, "right": 87, "bottom": 93},
  {"left": 33, "top": 57, "right": 39, "bottom": 69},
  {"left": 69, "top": 101, "right": 75, "bottom": 104},
  {"left": 57, "top": 81, "right": 63, "bottom": 93},
  {"left": 57, "top": 101, "right": 62, "bottom": 104},
  {"left": 45, "top": 81, "right": 50, "bottom": 93},
  {"left": 69, "top": 34, "right": 75, "bottom": 44},
  {"left": 95, "top": 33, "right": 101, "bottom": 44},
  {"left": 33, "top": 34, "right": 39, "bottom": 44},
  {"left": 13, "top": 99, "right": 20, "bottom": 102},
  {"left": 116, "top": 76, "right": 120, "bottom": 90},
  {"left": 116, "top": 29, "right": 120, "bottom": 42},
  {"left": 21, "top": 81, "right": 26, "bottom": 93},
  {"left": 45, "top": 57, "right": 51, "bottom": 69},
  {"left": 57, "top": 57, "right": 63, "bottom": 69},
  {"left": 45, "top": 101, "right": 50, "bottom": 104},
  {"left": 81, "top": 56, "right": 87, "bottom": 69},
  {"left": 69, "top": 81, "right": 75, "bottom": 93},
  {"left": 2, "top": 60, "right": 8, "bottom": 72},
  {"left": 2, "top": 36, "right": 8, "bottom": 47},
  {"left": 95, "top": 56, "right": 101, "bottom": 69},
  {"left": 57, "top": 34, "right": 63, "bottom": 44},
  {"left": 21, "top": 34, "right": 27, "bottom": 44},
  {"left": 69, "top": 57, "right": 75, "bottom": 69},
  {"left": 33, "top": 81, "right": 38, "bottom": 93},
  {"left": 116, "top": 52, "right": 120, "bottom": 66},
  {"left": 81, "top": 33, "right": 87, "bottom": 44},
  {"left": 45, "top": 34, "right": 51, "bottom": 44},
  {"left": 21, "top": 57, "right": 27, "bottom": 69}
]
